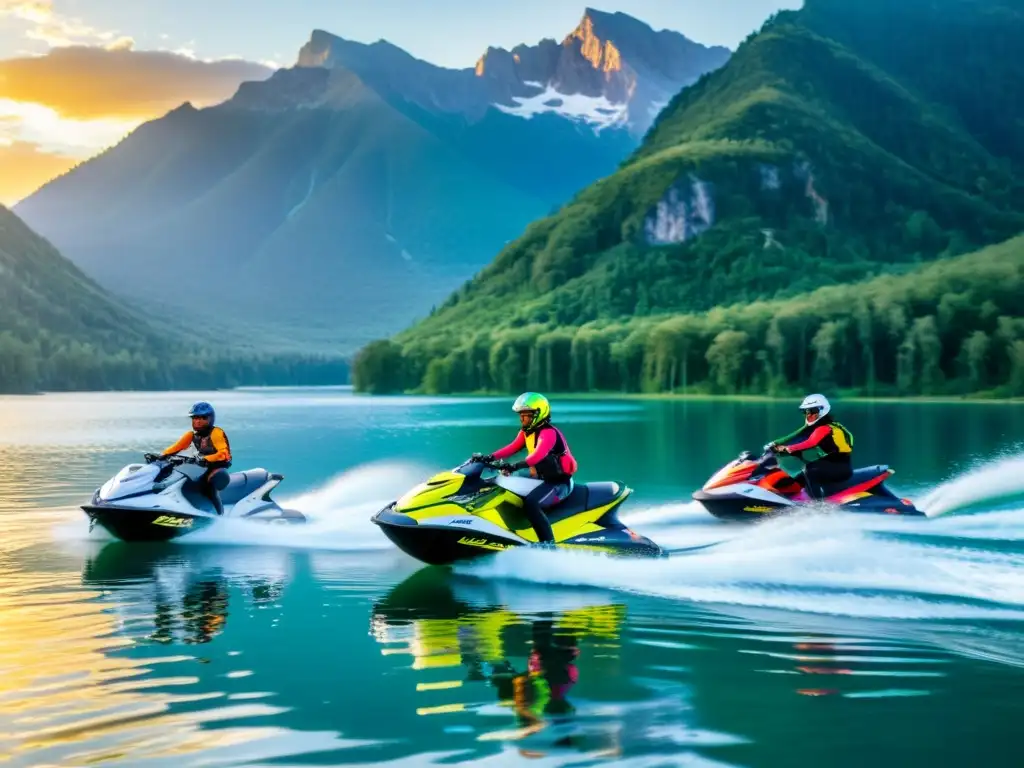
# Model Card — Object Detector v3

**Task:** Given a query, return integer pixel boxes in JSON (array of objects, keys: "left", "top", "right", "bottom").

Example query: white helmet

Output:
[{"left": 799, "top": 393, "right": 830, "bottom": 424}]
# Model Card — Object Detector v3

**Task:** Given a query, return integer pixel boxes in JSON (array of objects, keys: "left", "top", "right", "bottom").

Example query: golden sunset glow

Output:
[
  {"left": 0, "top": 138, "right": 76, "bottom": 202},
  {"left": 0, "top": 16, "right": 272, "bottom": 205},
  {"left": 0, "top": 570, "right": 291, "bottom": 762},
  {"left": 0, "top": 96, "right": 143, "bottom": 203}
]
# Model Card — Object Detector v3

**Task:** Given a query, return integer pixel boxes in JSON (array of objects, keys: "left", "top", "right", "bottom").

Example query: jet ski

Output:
[
  {"left": 82, "top": 453, "right": 306, "bottom": 541},
  {"left": 371, "top": 458, "right": 663, "bottom": 565},
  {"left": 692, "top": 448, "right": 926, "bottom": 522}
]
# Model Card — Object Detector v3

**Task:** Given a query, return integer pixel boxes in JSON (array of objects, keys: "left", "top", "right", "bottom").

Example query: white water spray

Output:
[
  {"left": 456, "top": 509, "right": 1024, "bottom": 621},
  {"left": 454, "top": 452, "right": 1024, "bottom": 622},
  {"left": 178, "top": 459, "right": 431, "bottom": 550},
  {"left": 59, "top": 459, "right": 434, "bottom": 552},
  {"left": 918, "top": 450, "right": 1024, "bottom": 517}
]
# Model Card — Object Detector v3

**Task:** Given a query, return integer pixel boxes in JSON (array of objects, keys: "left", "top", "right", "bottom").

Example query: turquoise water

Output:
[{"left": 3, "top": 388, "right": 1024, "bottom": 766}]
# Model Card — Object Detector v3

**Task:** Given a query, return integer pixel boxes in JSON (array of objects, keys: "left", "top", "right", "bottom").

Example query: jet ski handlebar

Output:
[
  {"left": 143, "top": 453, "right": 203, "bottom": 467},
  {"left": 746, "top": 446, "right": 808, "bottom": 463},
  {"left": 462, "top": 455, "right": 514, "bottom": 473}
]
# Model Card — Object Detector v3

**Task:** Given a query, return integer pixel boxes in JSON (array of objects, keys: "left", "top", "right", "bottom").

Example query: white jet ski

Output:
[{"left": 82, "top": 453, "right": 305, "bottom": 541}]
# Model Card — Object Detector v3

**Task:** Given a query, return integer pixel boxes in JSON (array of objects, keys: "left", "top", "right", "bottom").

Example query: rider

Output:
[
  {"left": 158, "top": 401, "right": 232, "bottom": 515},
  {"left": 766, "top": 394, "right": 853, "bottom": 499},
  {"left": 474, "top": 392, "right": 578, "bottom": 545}
]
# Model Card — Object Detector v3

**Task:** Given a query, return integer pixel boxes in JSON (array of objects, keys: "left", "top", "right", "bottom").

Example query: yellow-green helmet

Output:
[{"left": 513, "top": 392, "right": 551, "bottom": 433}]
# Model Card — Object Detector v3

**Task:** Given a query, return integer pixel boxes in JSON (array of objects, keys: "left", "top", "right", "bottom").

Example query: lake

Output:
[{"left": 2, "top": 388, "right": 1024, "bottom": 767}]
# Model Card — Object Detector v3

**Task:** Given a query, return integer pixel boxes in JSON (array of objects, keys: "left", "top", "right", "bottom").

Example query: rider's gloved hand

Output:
[
  {"left": 471, "top": 453, "right": 494, "bottom": 463},
  {"left": 764, "top": 442, "right": 778, "bottom": 453},
  {"left": 194, "top": 456, "right": 208, "bottom": 466},
  {"left": 143, "top": 453, "right": 159, "bottom": 463}
]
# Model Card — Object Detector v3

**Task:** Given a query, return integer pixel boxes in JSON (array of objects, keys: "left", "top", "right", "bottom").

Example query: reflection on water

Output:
[
  {"left": 0, "top": 540, "right": 1022, "bottom": 766},
  {"left": 370, "top": 568, "right": 631, "bottom": 760},
  {"left": 82, "top": 545, "right": 284, "bottom": 647},
  {"left": 0, "top": 543, "right": 370, "bottom": 766}
]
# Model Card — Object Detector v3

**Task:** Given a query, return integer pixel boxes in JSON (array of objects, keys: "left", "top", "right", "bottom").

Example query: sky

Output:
[{"left": 0, "top": 0, "right": 802, "bottom": 205}]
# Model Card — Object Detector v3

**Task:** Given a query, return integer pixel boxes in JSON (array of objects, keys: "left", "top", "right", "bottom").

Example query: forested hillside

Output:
[
  {"left": 353, "top": 0, "right": 1024, "bottom": 397},
  {"left": 354, "top": 236, "right": 1024, "bottom": 398},
  {"left": 0, "top": 205, "right": 347, "bottom": 393}
]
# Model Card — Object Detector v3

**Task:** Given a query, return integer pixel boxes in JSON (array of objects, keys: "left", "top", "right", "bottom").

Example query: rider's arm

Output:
[
  {"left": 161, "top": 431, "right": 192, "bottom": 456},
  {"left": 772, "top": 425, "right": 806, "bottom": 446},
  {"left": 523, "top": 427, "right": 556, "bottom": 466},
  {"left": 491, "top": 431, "right": 525, "bottom": 460},
  {"left": 202, "top": 428, "right": 232, "bottom": 463},
  {"left": 785, "top": 425, "right": 831, "bottom": 453}
]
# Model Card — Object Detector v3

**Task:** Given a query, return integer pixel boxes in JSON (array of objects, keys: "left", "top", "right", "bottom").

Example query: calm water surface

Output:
[{"left": 2, "top": 388, "right": 1024, "bottom": 766}]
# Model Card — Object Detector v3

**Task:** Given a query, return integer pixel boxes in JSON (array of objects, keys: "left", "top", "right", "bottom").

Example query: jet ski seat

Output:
[
  {"left": 818, "top": 465, "right": 890, "bottom": 496},
  {"left": 545, "top": 481, "right": 623, "bottom": 524},
  {"left": 220, "top": 469, "right": 271, "bottom": 505},
  {"left": 585, "top": 482, "right": 623, "bottom": 508}
]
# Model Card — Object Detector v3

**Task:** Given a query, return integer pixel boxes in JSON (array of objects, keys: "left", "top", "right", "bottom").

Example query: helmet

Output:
[
  {"left": 188, "top": 401, "right": 215, "bottom": 425},
  {"left": 512, "top": 392, "right": 551, "bottom": 433},
  {"left": 799, "top": 393, "right": 830, "bottom": 425}
]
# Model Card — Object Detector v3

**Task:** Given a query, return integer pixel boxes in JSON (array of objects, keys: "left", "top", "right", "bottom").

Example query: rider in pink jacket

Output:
[{"left": 474, "top": 392, "right": 577, "bottom": 544}]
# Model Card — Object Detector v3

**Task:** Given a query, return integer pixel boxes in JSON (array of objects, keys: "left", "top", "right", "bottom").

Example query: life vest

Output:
[
  {"left": 799, "top": 417, "right": 853, "bottom": 464},
  {"left": 524, "top": 424, "right": 577, "bottom": 484},
  {"left": 192, "top": 427, "right": 231, "bottom": 462}
]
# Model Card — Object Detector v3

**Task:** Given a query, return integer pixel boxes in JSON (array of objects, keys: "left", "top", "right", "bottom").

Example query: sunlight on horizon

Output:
[
  {"left": 0, "top": 98, "right": 141, "bottom": 154},
  {"left": 0, "top": 97, "right": 142, "bottom": 203}
]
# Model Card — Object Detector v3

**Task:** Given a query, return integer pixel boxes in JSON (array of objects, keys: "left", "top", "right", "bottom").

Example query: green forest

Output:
[
  {"left": 353, "top": 236, "right": 1024, "bottom": 398},
  {"left": 0, "top": 334, "right": 350, "bottom": 394},
  {"left": 353, "top": 0, "right": 1024, "bottom": 399}
]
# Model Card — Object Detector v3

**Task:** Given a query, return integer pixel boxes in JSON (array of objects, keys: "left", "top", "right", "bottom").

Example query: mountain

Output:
[
  {"left": 0, "top": 205, "right": 347, "bottom": 393},
  {"left": 352, "top": 0, "right": 1024, "bottom": 396},
  {"left": 299, "top": 8, "right": 730, "bottom": 137},
  {"left": 14, "top": 68, "right": 553, "bottom": 348},
  {"left": 14, "top": 10, "right": 730, "bottom": 350}
]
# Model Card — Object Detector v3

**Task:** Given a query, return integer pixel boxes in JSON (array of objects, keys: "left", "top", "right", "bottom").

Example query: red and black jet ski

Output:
[{"left": 692, "top": 449, "right": 926, "bottom": 522}]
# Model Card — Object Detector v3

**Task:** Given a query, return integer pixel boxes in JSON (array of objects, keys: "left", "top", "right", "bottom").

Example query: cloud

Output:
[
  {"left": 0, "top": 139, "right": 77, "bottom": 205},
  {"left": 0, "top": 0, "right": 50, "bottom": 25},
  {"left": 0, "top": 0, "right": 130, "bottom": 49},
  {"left": 0, "top": 46, "right": 273, "bottom": 119},
  {"left": 104, "top": 36, "right": 135, "bottom": 52},
  {"left": 0, "top": 4, "right": 275, "bottom": 202}
]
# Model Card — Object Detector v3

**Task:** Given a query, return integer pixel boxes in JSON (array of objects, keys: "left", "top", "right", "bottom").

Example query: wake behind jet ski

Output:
[
  {"left": 692, "top": 447, "right": 926, "bottom": 521},
  {"left": 82, "top": 453, "right": 306, "bottom": 541},
  {"left": 371, "top": 457, "right": 663, "bottom": 565}
]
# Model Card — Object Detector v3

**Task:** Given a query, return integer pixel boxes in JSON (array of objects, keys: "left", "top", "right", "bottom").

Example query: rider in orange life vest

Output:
[
  {"left": 161, "top": 401, "right": 232, "bottom": 515},
  {"left": 473, "top": 392, "right": 578, "bottom": 545}
]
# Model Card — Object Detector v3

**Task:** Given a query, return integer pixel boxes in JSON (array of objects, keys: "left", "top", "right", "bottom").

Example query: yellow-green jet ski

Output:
[{"left": 371, "top": 458, "right": 663, "bottom": 565}]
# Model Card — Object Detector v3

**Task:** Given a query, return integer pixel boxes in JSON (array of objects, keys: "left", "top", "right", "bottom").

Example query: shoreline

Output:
[
  {"left": 6, "top": 386, "right": 1024, "bottom": 405},
  {"left": 558, "top": 392, "right": 1024, "bottom": 405},
  {"left": 402, "top": 390, "right": 1024, "bottom": 405}
]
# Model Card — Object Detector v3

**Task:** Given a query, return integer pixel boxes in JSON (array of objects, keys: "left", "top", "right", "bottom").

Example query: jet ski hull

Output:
[
  {"left": 691, "top": 490, "right": 792, "bottom": 522},
  {"left": 373, "top": 505, "right": 520, "bottom": 565},
  {"left": 692, "top": 489, "right": 927, "bottom": 522},
  {"left": 372, "top": 503, "right": 663, "bottom": 565},
  {"left": 82, "top": 505, "right": 215, "bottom": 541}
]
